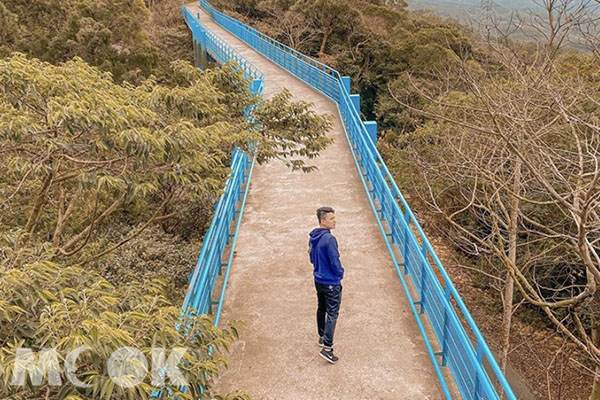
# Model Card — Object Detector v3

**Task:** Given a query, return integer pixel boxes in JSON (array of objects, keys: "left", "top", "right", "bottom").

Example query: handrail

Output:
[
  {"left": 148, "top": 10, "right": 263, "bottom": 398},
  {"left": 180, "top": 6, "right": 263, "bottom": 325},
  {"left": 197, "top": 1, "right": 516, "bottom": 399},
  {"left": 199, "top": 1, "right": 339, "bottom": 78},
  {"left": 182, "top": 6, "right": 264, "bottom": 84}
]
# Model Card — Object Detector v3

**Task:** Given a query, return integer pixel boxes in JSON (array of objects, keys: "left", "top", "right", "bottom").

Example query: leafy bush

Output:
[{"left": 0, "top": 261, "right": 245, "bottom": 399}]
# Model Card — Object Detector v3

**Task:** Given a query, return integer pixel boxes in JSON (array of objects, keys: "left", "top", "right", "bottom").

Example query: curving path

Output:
[{"left": 186, "top": 4, "right": 446, "bottom": 399}]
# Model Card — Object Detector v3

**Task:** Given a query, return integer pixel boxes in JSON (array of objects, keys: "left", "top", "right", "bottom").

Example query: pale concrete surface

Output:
[{"left": 186, "top": 4, "right": 446, "bottom": 399}]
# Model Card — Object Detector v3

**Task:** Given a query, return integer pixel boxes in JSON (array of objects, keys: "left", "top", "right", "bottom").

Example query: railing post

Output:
[
  {"left": 390, "top": 209, "right": 395, "bottom": 244},
  {"left": 474, "top": 342, "right": 483, "bottom": 398},
  {"left": 364, "top": 121, "right": 377, "bottom": 147},
  {"left": 341, "top": 76, "right": 351, "bottom": 94},
  {"left": 402, "top": 213, "right": 410, "bottom": 274},
  {"left": 350, "top": 94, "right": 360, "bottom": 114},
  {"left": 251, "top": 78, "right": 262, "bottom": 94},
  {"left": 440, "top": 285, "right": 451, "bottom": 366},
  {"left": 419, "top": 247, "right": 427, "bottom": 314}
]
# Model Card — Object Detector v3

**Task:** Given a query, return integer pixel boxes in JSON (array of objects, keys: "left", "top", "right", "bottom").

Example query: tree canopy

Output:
[
  {"left": 0, "top": 53, "right": 331, "bottom": 268},
  {"left": 0, "top": 0, "right": 158, "bottom": 81},
  {"left": 0, "top": 6, "right": 332, "bottom": 396}
]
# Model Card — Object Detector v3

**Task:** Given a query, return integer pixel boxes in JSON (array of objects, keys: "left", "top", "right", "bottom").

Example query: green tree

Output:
[
  {"left": 0, "top": 54, "right": 331, "bottom": 268},
  {"left": 0, "top": 261, "right": 246, "bottom": 399},
  {"left": 292, "top": 0, "right": 360, "bottom": 56},
  {"left": 3, "top": 0, "right": 157, "bottom": 81}
]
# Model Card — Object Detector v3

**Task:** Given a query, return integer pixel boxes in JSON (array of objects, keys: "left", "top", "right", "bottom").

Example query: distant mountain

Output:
[
  {"left": 405, "top": 0, "right": 542, "bottom": 18},
  {"left": 405, "top": 0, "right": 597, "bottom": 51},
  {"left": 406, "top": 0, "right": 592, "bottom": 15}
]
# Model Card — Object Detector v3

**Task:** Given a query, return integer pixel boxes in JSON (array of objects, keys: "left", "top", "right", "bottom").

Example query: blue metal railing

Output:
[
  {"left": 150, "top": 11, "right": 262, "bottom": 398},
  {"left": 197, "top": 2, "right": 516, "bottom": 399},
  {"left": 181, "top": 7, "right": 263, "bottom": 324},
  {"left": 199, "top": 0, "right": 340, "bottom": 102},
  {"left": 182, "top": 6, "right": 264, "bottom": 94}
]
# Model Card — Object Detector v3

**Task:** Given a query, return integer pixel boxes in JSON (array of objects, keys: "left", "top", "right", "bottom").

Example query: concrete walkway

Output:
[{"left": 187, "top": 4, "right": 445, "bottom": 399}]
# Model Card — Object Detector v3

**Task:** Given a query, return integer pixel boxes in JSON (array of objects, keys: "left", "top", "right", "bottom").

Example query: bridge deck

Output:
[{"left": 187, "top": 4, "right": 445, "bottom": 399}]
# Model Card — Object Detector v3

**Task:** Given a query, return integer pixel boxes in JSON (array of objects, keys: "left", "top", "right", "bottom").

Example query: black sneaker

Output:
[
  {"left": 319, "top": 347, "right": 339, "bottom": 364},
  {"left": 318, "top": 337, "right": 324, "bottom": 347}
]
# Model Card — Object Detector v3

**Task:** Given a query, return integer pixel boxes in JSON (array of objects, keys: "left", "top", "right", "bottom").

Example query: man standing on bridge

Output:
[{"left": 308, "top": 206, "right": 344, "bottom": 364}]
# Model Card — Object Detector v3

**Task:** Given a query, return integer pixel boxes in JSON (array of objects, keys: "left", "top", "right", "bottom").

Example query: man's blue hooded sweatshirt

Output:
[{"left": 309, "top": 228, "right": 344, "bottom": 285}]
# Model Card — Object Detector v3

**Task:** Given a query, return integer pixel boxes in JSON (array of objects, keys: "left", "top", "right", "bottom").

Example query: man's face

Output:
[{"left": 320, "top": 212, "right": 336, "bottom": 230}]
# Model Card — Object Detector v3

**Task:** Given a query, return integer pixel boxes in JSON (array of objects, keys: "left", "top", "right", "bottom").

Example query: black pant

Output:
[{"left": 315, "top": 281, "right": 342, "bottom": 348}]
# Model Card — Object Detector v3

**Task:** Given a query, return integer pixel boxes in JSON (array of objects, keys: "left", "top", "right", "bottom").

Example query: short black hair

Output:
[{"left": 316, "top": 207, "right": 335, "bottom": 223}]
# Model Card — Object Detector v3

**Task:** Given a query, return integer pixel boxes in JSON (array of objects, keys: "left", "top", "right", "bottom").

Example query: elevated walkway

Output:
[{"left": 185, "top": 3, "right": 445, "bottom": 399}]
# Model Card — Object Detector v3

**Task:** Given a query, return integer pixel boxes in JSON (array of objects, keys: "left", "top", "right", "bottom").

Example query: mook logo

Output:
[{"left": 10, "top": 347, "right": 189, "bottom": 388}]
